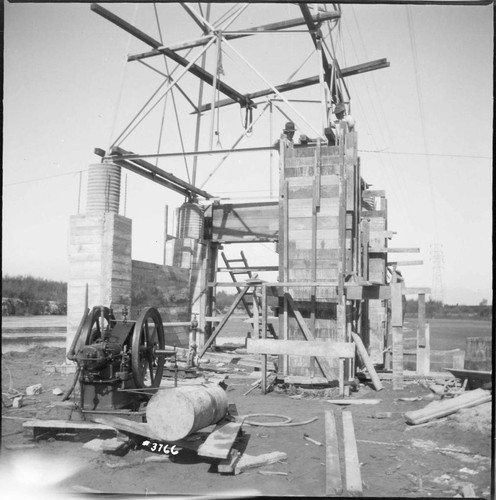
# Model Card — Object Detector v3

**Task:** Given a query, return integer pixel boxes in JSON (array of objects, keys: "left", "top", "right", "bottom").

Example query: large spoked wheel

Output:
[
  {"left": 78, "top": 306, "right": 113, "bottom": 349},
  {"left": 132, "top": 307, "right": 165, "bottom": 388}
]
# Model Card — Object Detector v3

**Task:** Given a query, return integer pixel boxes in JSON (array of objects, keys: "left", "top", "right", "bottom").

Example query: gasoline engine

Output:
[{"left": 67, "top": 306, "right": 175, "bottom": 413}]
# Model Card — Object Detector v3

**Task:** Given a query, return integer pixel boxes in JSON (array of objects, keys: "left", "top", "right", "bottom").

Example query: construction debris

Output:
[
  {"left": 404, "top": 388, "right": 491, "bottom": 425},
  {"left": 234, "top": 451, "right": 287, "bottom": 475},
  {"left": 25, "top": 384, "right": 42, "bottom": 395},
  {"left": 303, "top": 433, "right": 322, "bottom": 446},
  {"left": 326, "top": 399, "right": 381, "bottom": 405}
]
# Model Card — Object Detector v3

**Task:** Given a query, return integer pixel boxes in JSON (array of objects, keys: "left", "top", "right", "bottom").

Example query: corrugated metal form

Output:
[
  {"left": 176, "top": 201, "right": 204, "bottom": 240},
  {"left": 86, "top": 163, "right": 121, "bottom": 214}
]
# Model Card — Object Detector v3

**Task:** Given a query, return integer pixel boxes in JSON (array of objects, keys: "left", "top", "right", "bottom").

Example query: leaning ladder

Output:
[{"left": 221, "top": 251, "right": 278, "bottom": 339}]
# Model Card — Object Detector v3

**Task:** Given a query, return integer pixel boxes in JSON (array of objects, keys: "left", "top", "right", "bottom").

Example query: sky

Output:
[{"left": 2, "top": 2, "right": 493, "bottom": 305}]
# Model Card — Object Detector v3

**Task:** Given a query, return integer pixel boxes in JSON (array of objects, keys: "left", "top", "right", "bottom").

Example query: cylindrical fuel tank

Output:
[
  {"left": 176, "top": 201, "right": 204, "bottom": 239},
  {"left": 145, "top": 384, "right": 228, "bottom": 441},
  {"left": 86, "top": 163, "right": 121, "bottom": 214}
]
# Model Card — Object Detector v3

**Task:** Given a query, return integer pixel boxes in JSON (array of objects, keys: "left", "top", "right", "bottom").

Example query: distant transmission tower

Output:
[{"left": 430, "top": 243, "right": 445, "bottom": 303}]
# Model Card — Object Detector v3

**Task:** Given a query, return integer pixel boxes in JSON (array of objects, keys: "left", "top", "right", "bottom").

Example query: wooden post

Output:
[
  {"left": 416, "top": 293, "right": 429, "bottom": 375},
  {"left": 253, "top": 286, "right": 260, "bottom": 339},
  {"left": 281, "top": 178, "right": 290, "bottom": 376},
  {"left": 391, "top": 282, "right": 404, "bottom": 390},
  {"left": 261, "top": 285, "right": 267, "bottom": 394},
  {"left": 163, "top": 204, "right": 168, "bottom": 267}
]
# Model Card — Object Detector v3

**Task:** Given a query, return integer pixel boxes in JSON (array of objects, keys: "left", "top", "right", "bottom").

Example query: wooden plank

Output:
[
  {"left": 197, "top": 421, "right": 243, "bottom": 459},
  {"left": 23, "top": 419, "right": 118, "bottom": 439},
  {"left": 404, "top": 388, "right": 491, "bottom": 425},
  {"left": 344, "top": 284, "right": 391, "bottom": 300},
  {"left": 198, "top": 285, "right": 251, "bottom": 358},
  {"left": 284, "top": 375, "right": 329, "bottom": 385},
  {"left": 218, "top": 449, "right": 242, "bottom": 474},
  {"left": 362, "top": 210, "right": 387, "bottom": 218},
  {"left": 326, "top": 399, "right": 381, "bottom": 405},
  {"left": 325, "top": 411, "right": 343, "bottom": 496},
  {"left": 91, "top": 416, "right": 161, "bottom": 440},
  {"left": 367, "top": 230, "right": 396, "bottom": 238},
  {"left": 351, "top": 332, "right": 383, "bottom": 391},
  {"left": 235, "top": 451, "right": 287, "bottom": 475},
  {"left": 247, "top": 339, "right": 355, "bottom": 358},
  {"left": 387, "top": 260, "right": 423, "bottom": 266},
  {"left": 342, "top": 411, "right": 363, "bottom": 496},
  {"left": 368, "top": 247, "right": 420, "bottom": 253},
  {"left": 284, "top": 293, "right": 335, "bottom": 381},
  {"left": 217, "top": 266, "right": 278, "bottom": 273}
]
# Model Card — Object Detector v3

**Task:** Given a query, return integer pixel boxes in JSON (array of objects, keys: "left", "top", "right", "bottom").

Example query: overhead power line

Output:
[
  {"left": 4, "top": 170, "right": 87, "bottom": 187},
  {"left": 358, "top": 150, "right": 491, "bottom": 160}
]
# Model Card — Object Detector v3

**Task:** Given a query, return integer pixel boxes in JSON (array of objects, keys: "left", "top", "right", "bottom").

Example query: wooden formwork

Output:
[{"left": 194, "top": 134, "right": 430, "bottom": 388}]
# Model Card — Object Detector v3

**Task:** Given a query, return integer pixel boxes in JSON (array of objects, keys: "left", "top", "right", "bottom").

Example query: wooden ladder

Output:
[{"left": 221, "top": 251, "right": 277, "bottom": 339}]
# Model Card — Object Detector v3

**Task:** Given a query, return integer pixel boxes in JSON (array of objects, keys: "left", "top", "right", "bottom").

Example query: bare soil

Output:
[{"left": 1, "top": 346, "right": 492, "bottom": 498}]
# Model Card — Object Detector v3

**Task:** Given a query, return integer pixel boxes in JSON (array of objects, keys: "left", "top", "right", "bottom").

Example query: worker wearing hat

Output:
[
  {"left": 333, "top": 102, "right": 355, "bottom": 133},
  {"left": 283, "top": 121, "right": 296, "bottom": 142}
]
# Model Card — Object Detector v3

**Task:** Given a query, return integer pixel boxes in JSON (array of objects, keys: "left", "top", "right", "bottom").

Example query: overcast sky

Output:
[{"left": 3, "top": 2, "right": 493, "bottom": 305}]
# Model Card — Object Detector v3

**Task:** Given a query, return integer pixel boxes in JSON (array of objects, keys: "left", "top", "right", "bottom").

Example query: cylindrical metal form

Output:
[
  {"left": 146, "top": 384, "right": 228, "bottom": 441},
  {"left": 86, "top": 163, "right": 121, "bottom": 214},
  {"left": 176, "top": 201, "right": 204, "bottom": 239}
]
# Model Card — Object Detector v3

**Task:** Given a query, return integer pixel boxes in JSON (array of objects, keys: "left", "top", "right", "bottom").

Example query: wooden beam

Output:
[
  {"left": 369, "top": 247, "right": 420, "bottom": 253},
  {"left": 247, "top": 339, "right": 355, "bottom": 358},
  {"left": 110, "top": 146, "right": 213, "bottom": 199},
  {"left": 197, "top": 421, "right": 243, "bottom": 459},
  {"left": 91, "top": 3, "right": 253, "bottom": 109},
  {"left": 351, "top": 332, "right": 383, "bottom": 391},
  {"left": 129, "top": 11, "right": 341, "bottom": 62},
  {"left": 217, "top": 266, "right": 279, "bottom": 273},
  {"left": 284, "top": 293, "right": 335, "bottom": 382},
  {"left": 23, "top": 419, "right": 118, "bottom": 439},
  {"left": 404, "top": 388, "right": 491, "bottom": 425},
  {"left": 209, "top": 281, "right": 338, "bottom": 288},
  {"left": 345, "top": 284, "right": 391, "bottom": 300},
  {"left": 299, "top": 4, "right": 334, "bottom": 94},
  {"left": 342, "top": 411, "right": 363, "bottom": 496},
  {"left": 368, "top": 230, "right": 396, "bottom": 239},
  {"left": 198, "top": 285, "right": 252, "bottom": 358},
  {"left": 325, "top": 411, "right": 343, "bottom": 496},
  {"left": 111, "top": 159, "right": 190, "bottom": 198},
  {"left": 197, "top": 58, "right": 388, "bottom": 113},
  {"left": 340, "top": 58, "right": 389, "bottom": 77},
  {"left": 387, "top": 260, "right": 423, "bottom": 266}
]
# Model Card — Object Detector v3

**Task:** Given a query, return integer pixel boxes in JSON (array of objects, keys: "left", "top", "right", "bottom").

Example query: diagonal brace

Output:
[
  {"left": 91, "top": 3, "right": 255, "bottom": 109},
  {"left": 198, "top": 285, "right": 252, "bottom": 358}
]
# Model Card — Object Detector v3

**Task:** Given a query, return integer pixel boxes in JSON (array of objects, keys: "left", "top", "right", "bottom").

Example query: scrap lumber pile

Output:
[{"left": 404, "top": 388, "right": 491, "bottom": 425}]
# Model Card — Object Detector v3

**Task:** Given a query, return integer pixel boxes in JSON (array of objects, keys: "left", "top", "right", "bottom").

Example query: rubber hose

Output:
[{"left": 61, "top": 366, "right": 81, "bottom": 402}]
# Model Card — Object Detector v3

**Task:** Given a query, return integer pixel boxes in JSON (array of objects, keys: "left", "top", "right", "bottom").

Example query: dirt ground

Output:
[{"left": 1, "top": 346, "right": 493, "bottom": 499}]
